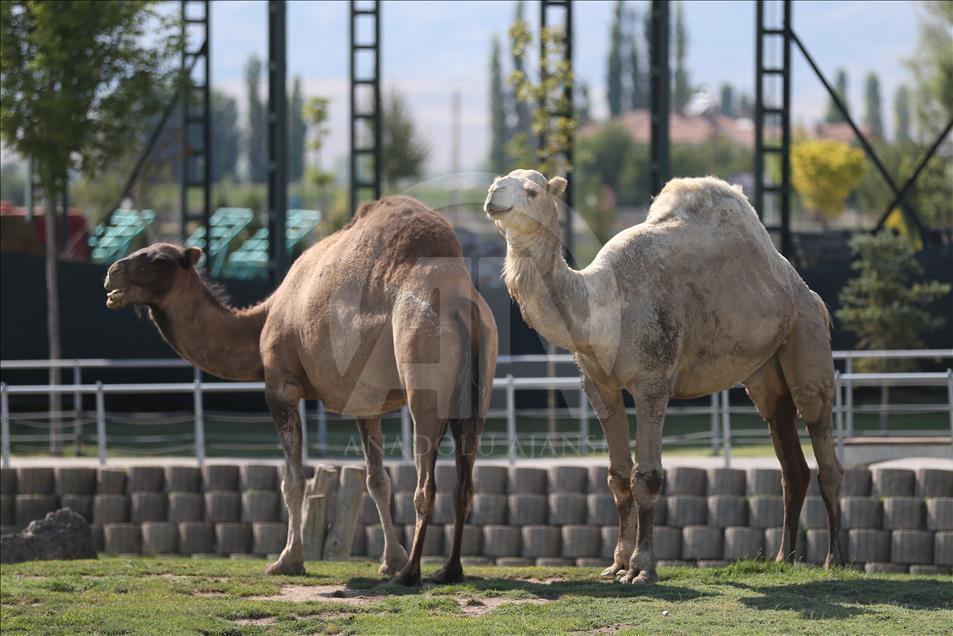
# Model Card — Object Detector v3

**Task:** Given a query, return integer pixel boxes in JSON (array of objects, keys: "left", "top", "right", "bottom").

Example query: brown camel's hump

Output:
[{"left": 348, "top": 195, "right": 464, "bottom": 259}]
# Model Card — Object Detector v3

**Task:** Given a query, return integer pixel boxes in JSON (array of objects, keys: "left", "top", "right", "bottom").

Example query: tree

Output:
[
  {"left": 863, "top": 73, "right": 884, "bottom": 139},
  {"left": 577, "top": 83, "right": 592, "bottom": 128},
  {"left": 607, "top": 0, "right": 624, "bottom": 117},
  {"left": 907, "top": 1, "right": 953, "bottom": 141},
  {"left": 211, "top": 90, "right": 240, "bottom": 182},
  {"left": 739, "top": 93, "right": 753, "bottom": 118},
  {"left": 288, "top": 76, "right": 306, "bottom": 182},
  {"left": 791, "top": 140, "right": 866, "bottom": 223},
  {"left": 672, "top": 1, "right": 691, "bottom": 113},
  {"left": 1, "top": 0, "right": 177, "bottom": 453},
  {"left": 894, "top": 85, "right": 911, "bottom": 143},
  {"left": 509, "top": 1, "right": 532, "bottom": 142},
  {"left": 824, "top": 69, "right": 849, "bottom": 123},
  {"left": 625, "top": 6, "right": 646, "bottom": 111},
  {"left": 720, "top": 84, "right": 735, "bottom": 118},
  {"left": 245, "top": 55, "right": 266, "bottom": 183},
  {"left": 303, "top": 96, "right": 336, "bottom": 226},
  {"left": 488, "top": 36, "right": 508, "bottom": 173},
  {"left": 381, "top": 89, "right": 429, "bottom": 190}
]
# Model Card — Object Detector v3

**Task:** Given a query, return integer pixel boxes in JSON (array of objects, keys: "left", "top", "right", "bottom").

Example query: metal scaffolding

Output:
[
  {"left": 349, "top": 1, "right": 382, "bottom": 216},
  {"left": 648, "top": 1, "right": 670, "bottom": 197},
  {"left": 266, "top": 0, "right": 288, "bottom": 281}
]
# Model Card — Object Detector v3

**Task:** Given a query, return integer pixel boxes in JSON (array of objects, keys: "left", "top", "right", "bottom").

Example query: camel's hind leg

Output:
[
  {"left": 264, "top": 383, "right": 306, "bottom": 576},
  {"left": 357, "top": 417, "right": 409, "bottom": 576},
  {"left": 744, "top": 357, "right": 810, "bottom": 562},
  {"left": 777, "top": 298, "right": 844, "bottom": 568}
]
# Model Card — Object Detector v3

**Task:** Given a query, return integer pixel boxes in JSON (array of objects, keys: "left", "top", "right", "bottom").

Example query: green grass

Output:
[{"left": 1, "top": 558, "right": 950, "bottom": 634}]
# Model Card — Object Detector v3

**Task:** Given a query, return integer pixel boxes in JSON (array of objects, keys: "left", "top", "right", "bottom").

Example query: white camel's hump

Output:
[{"left": 647, "top": 176, "right": 756, "bottom": 224}]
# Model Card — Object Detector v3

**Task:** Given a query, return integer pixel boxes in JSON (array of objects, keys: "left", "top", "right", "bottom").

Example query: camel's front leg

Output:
[
  {"left": 264, "top": 384, "right": 306, "bottom": 576},
  {"left": 619, "top": 385, "right": 668, "bottom": 585},
  {"left": 357, "top": 418, "right": 408, "bottom": 576}
]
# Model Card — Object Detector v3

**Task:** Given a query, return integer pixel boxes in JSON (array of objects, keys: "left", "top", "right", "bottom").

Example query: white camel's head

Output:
[{"left": 484, "top": 169, "right": 567, "bottom": 237}]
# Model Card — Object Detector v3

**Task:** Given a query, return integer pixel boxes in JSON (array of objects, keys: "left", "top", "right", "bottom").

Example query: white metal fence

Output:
[{"left": 2, "top": 350, "right": 951, "bottom": 467}]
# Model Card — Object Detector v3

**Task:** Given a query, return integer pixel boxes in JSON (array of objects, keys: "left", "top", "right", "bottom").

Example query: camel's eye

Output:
[{"left": 525, "top": 186, "right": 539, "bottom": 198}]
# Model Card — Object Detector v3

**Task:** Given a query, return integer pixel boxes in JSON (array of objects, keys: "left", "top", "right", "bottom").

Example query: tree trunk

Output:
[{"left": 44, "top": 187, "right": 62, "bottom": 456}]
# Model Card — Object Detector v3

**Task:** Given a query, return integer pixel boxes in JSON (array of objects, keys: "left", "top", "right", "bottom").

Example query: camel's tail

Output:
[
  {"left": 810, "top": 289, "right": 833, "bottom": 332},
  {"left": 448, "top": 297, "right": 489, "bottom": 453}
]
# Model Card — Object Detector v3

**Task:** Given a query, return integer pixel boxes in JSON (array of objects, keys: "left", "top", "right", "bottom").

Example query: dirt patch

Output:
[
  {"left": 234, "top": 616, "right": 278, "bottom": 626},
  {"left": 458, "top": 596, "right": 551, "bottom": 616},
  {"left": 524, "top": 576, "right": 569, "bottom": 584},
  {"left": 249, "top": 585, "right": 388, "bottom": 605}
]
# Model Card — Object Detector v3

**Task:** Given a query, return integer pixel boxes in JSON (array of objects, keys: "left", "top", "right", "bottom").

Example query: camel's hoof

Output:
[
  {"left": 378, "top": 558, "right": 408, "bottom": 578},
  {"left": 265, "top": 560, "right": 305, "bottom": 576},
  {"left": 601, "top": 564, "right": 625, "bottom": 578},
  {"left": 432, "top": 561, "right": 465, "bottom": 584},
  {"left": 618, "top": 568, "right": 656, "bottom": 585},
  {"left": 391, "top": 567, "right": 422, "bottom": 587}
]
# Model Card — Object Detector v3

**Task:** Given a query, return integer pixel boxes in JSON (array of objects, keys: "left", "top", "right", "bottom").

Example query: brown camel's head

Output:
[
  {"left": 104, "top": 243, "right": 201, "bottom": 309},
  {"left": 484, "top": 169, "right": 567, "bottom": 238}
]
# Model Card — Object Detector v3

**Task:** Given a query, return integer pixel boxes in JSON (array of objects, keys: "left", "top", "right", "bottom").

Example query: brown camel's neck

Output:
[
  {"left": 148, "top": 270, "right": 269, "bottom": 381},
  {"left": 502, "top": 223, "right": 591, "bottom": 351}
]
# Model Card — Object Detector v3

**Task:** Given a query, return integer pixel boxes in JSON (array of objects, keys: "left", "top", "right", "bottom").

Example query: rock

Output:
[{"left": 1, "top": 508, "right": 96, "bottom": 564}]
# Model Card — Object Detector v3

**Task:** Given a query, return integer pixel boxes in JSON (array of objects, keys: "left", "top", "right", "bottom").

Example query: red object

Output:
[{"left": 0, "top": 202, "right": 90, "bottom": 259}]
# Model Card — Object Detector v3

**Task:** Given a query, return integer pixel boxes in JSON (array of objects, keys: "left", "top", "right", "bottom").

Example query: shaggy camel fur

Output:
[
  {"left": 104, "top": 196, "right": 498, "bottom": 586},
  {"left": 485, "top": 169, "right": 843, "bottom": 584}
]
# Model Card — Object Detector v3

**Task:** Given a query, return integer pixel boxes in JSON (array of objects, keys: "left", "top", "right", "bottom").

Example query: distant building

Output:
[{"left": 582, "top": 109, "right": 755, "bottom": 148}]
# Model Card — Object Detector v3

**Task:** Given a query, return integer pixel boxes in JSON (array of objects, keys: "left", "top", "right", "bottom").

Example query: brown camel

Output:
[
  {"left": 485, "top": 170, "right": 843, "bottom": 584},
  {"left": 104, "top": 196, "right": 498, "bottom": 586}
]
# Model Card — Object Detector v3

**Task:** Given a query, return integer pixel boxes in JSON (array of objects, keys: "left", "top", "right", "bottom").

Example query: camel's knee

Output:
[
  {"left": 790, "top": 381, "right": 834, "bottom": 424},
  {"left": 366, "top": 469, "right": 391, "bottom": 501},
  {"left": 632, "top": 468, "right": 663, "bottom": 506},
  {"left": 413, "top": 481, "right": 436, "bottom": 519},
  {"left": 607, "top": 468, "right": 633, "bottom": 504}
]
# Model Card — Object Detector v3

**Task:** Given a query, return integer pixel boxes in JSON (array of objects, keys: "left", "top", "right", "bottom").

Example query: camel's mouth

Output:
[
  {"left": 105, "top": 288, "right": 126, "bottom": 309},
  {"left": 484, "top": 204, "right": 512, "bottom": 217}
]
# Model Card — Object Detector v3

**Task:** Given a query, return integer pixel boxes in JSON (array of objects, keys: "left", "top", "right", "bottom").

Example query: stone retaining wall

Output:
[{"left": 1, "top": 464, "right": 951, "bottom": 573}]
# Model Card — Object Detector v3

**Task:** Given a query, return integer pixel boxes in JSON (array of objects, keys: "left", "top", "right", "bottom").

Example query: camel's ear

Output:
[
  {"left": 548, "top": 176, "right": 567, "bottom": 197},
  {"left": 183, "top": 247, "right": 202, "bottom": 268}
]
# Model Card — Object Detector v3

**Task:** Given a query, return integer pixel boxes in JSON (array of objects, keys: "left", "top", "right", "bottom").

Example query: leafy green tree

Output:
[
  {"left": 288, "top": 77, "right": 306, "bottom": 182},
  {"left": 577, "top": 83, "right": 592, "bottom": 127},
  {"left": 509, "top": 1, "right": 532, "bottom": 143},
  {"left": 625, "top": 6, "right": 646, "bottom": 111},
  {"left": 739, "top": 93, "right": 753, "bottom": 118},
  {"left": 607, "top": 0, "right": 624, "bottom": 117},
  {"left": 907, "top": 1, "right": 952, "bottom": 141},
  {"left": 0, "top": 0, "right": 177, "bottom": 453},
  {"left": 0, "top": 162, "right": 26, "bottom": 204},
  {"left": 488, "top": 36, "right": 508, "bottom": 173},
  {"left": 893, "top": 85, "right": 911, "bottom": 143},
  {"left": 673, "top": 1, "right": 691, "bottom": 113},
  {"left": 864, "top": 73, "right": 884, "bottom": 139},
  {"left": 381, "top": 89, "right": 429, "bottom": 190},
  {"left": 245, "top": 55, "right": 266, "bottom": 183},
  {"left": 211, "top": 90, "right": 240, "bottom": 182},
  {"left": 303, "top": 96, "right": 336, "bottom": 225},
  {"left": 824, "top": 69, "right": 849, "bottom": 123},
  {"left": 791, "top": 139, "right": 866, "bottom": 223}
]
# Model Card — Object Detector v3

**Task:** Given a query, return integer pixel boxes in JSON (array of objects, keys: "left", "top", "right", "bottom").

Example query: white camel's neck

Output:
[{"left": 149, "top": 271, "right": 270, "bottom": 381}]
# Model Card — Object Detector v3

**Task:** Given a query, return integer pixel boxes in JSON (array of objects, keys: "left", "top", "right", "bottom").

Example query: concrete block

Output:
[
  {"left": 470, "top": 494, "right": 507, "bottom": 525},
  {"left": 935, "top": 532, "right": 953, "bottom": 566},
  {"left": 916, "top": 469, "right": 953, "bottom": 498},
  {"left": 164, "top": 467, "right": 201, "bottom": 493},
  {"left": 707, "top": 496, "right": 747, "bottom": 528},
  {"left": 17, "top": 467, "right": 54, "bottom": 494},
  {"left": 15, "top": 494, "right": 58, "bottom": 529},
  {"left": 202, "top": 465, "right": 240, "bottom": 492},
  {"left": 215, "top": 522, "right": 252, "bottom": 555},
  {"left": 351, "top": 524, "right": 367, "bottom": 556},
  {"left": 473, "top": 465, "right": 508, "bottom": 494},
  {"left": 909, "top": 565, "right": 951, "bottom": 575},
  {"left": 431, "top": 492, "right": 455, "bottom": 525},
  {"left": 667, "top": 467, "right": 706, "bottom": 496},
  {"left": 508, "top": 494, "right": 547, "bottom": 526},
  {"left": 521, "top": 525, "right": 561, "bottom": 558},
  {"left": 168, "top": 492, "right": 204, "bottom": 523},
  {"left": 127, "top": 467, "right": 164, "bottom": 493},
  {"left": 204, "top": 491, "right": 241, "bottom": 523},
  {"left": 482, "top": 525, "right": 521, "bottom": 557},
  {"left": 667, "top": 495, "right": 707, "bottom": 527},
  {"left": 746, "top": 468, "right": 782, "bottom": 497},
  {"left": 443, "top": 524, "right": 482, "bottom": 556},
  {"left": 548, "top": 493, "right": 587, "bottom": 525},
  {"left": 403, "top": 523, "right": 444, "bottom": 556},
  {"left": 130, "top": 492, "right": 167, "bottom": 524},
  {"left": 0, "top": 468, "right": 16, "bottom": 495},
  {"left": 495, "top": 557, "right": 534, "bottom": 567},
  {"left": 865, "top": 562, "right": 908, "bottom": 574},
  {"left": 587, "top": 466, "right": 609, "bottom": 494},
  {"left": 883, "top": 497, "right": 924, "bottom": 530},
  {"left": 653, "top": 496, "right": 668, "bottom": 526},
  {"left": 707, "top": 468, "right": 746, "bottom": 496},
  {"left": 872, "top": 468, "right": 915, "bottom": 497},
  {"left": 93, "top": 494, "right": 129, "bottom": 524},
  {"left": 242, "top": 490, "right": 280, "bottom": 523},
  {"left": 240, "top": 464, "right": 278, "bottom": 492},
  {"left": 587, "top": 494, "right": 617, "bottom": 526},
  {"left": 848, "top": 529, "right": 890, "bottom": 564},
  {"left": 698, "top": 560, "right": 730, "bottom": 568},
  {"left": 800, "top": 496, "right": 828, "bottom": 530},
  {"left": 806, "top": 469, "right": 820, "bottom": 496},
  {"left": 840, "top": 497, "right": 883, "bottom": 529},
  {"left": 461, "top": 556, "right": 493, "bottom": 567},
  {"left": 434, "top": 463, "right": 457, "bottom": 494},
  {"left": 764, "top": 527, "right": 806, "bottom": 561},
  {"left": 927, "top": 498, "right": 953, "bottom": 531},
  {"left": 388, "top": 463, "right": 417, "bottom": 493},
  {"left": 59, "top": 495, "right": 93, "bottom": 523},
  {"left": 682, "top": 526, "right": 723, "bottom": 560},
  {"left": 841, "top": 468, "right": 872, "bottom": 497},
  {"left": 655, "top": 526, "right": 683, "bottom": 561},
  {"left": 890, "top": 530, "right": 933, "bottom": 565},
  {"left": 561, "top": 525, "right": 601, "bottom": 558},
  {"left": 576, "top": 558, "right": 606, "bottom": 568},
  {"left": 90, "top": 524, "right": 103, "bottom": 552},
  {"left": 421, "top": 556, "right": 446, "bottom": 567},
  {"left": 748, "top": 496, "right": 784, "bottom": 529},
  {"left": 601, "top": 526, "right": 619, "bottom": 560},
  {"left": 142, "top": 522, "right": 178, "bottom": 555},
  {"left": 0, "top": 495, "right": 13, "bottom": 526},
  {"left": 392, "top": 492, "right": 417, "bottom": 525},
  {"left": 657, "top": 560, "right": 695, "bottom": 568},
  {"left": 537, "top": 557, "right": 574, "bottom": 567},
  {"left": 805, "top": 529, "right": 847, "bottom": 564},
  {"left": 365, "top": 525, "right": 404, "bottom": 560},
  {"left": 723, "top": 527, "right": 764, "bottom": 561},
  {"left": 253, "top": 522, "right": 287, "bottom": 555},
  {"left": 178, "top": 521, "right": 214, "bottom": 555},
  {"left": 55, "top": 467, "right": 97, "bottom": 495},
  {"left": 104, "top": 523, "right": 140, "bottom": 554},
  {"left": 97, "top": 468, "right": 126, "bottom": 495},
  {"left": 508, "top": 467, "right": 547, "bottom": 495},
  {"left": 360, "top": 493, "right": 381, "bottom": 525},
  {"left": 548, "top": 465, "right": 588, "bottom": 494}
]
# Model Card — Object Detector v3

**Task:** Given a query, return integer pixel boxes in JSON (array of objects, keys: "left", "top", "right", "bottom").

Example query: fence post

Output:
[
  {"left": 1, "top": 383, "right": 9, "bottom": 469},
  {"left": 318, "top": 401, "right": 327, "bottom": 457},
  {"left": 845, "top": 356, "right": 854, "bottom": 437},
  {"left": 834, "top": 371, "right": 844, "bottom": 462},
  {"left": 298, "top": 400, "right": 308, "bottom": 463},
  {"left": 710, "top": 392, "right": 720, "bottom": 455},
  {"left": 947, "top": 369, "right": 952, "bottom": 461},
  {"left": 400, "top": 406, "right": 411, "bottom": 462},
  {"left": 193, "top": 367, "right": 205, "bottom": 466},
  {"left": 95, "top": 381, "right": 106, "bottom": 465},
  {"left": 506, "top": 374, "right": 516, "bottom": 464},
  {"left": 73, "top": 361, "right": 83, "bottom": 457},
  {"left": 578, "top": 385, "right": 589, "bottom": 454},
  {"left": 721, "top": 389, "right": 731, "bottom": 468}
]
